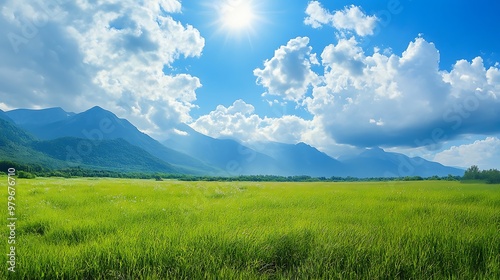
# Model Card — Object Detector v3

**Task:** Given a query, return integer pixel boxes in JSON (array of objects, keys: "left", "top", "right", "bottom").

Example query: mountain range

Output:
[{"left": 0, "top": 106, "right": 464, "bottom": 177}]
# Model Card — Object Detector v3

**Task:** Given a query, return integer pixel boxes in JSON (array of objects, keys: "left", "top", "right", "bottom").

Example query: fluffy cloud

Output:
[
  {"left": 287, "top": 35, "right": 500, "bottom": 148},
  {"left": 253, "top": 37, "right": 319, "bottom": 102},
  {"left": 195, "top": 33, "right": 500, "bottom": 158},
  {"left": 192, "top": 100, "right": 264, "bottom": 141},
  {"left": 433, "top": 137, "right": 500, "bottom": 170},
  {"left": 304, "top": 1, "right": 378, "bottom": 37},
  {"left": 304, "top": 37, "right": 452, "bottom": 147},
  {"left": 191, "top": 2, "right": 500, "bottom": 158},
  {"left": 0, "top": 3, "right": 93, "bottom": 109},
  {"left": 194, "top": 3, "right": 500, "bottom": 166},
  {"left": 191, "top": 99, "right": 318, "bottom": 144},
  {"left": 0, "top": 0, "right": 204, "bottom": 136},
  {"left": 190, "top": 99, "right": 363, "bottom": 158}
]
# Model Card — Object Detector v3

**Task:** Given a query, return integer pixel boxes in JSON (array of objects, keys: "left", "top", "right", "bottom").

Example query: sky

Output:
[{"left": 1, "top": 0, "right": 500, "bottom": 170}]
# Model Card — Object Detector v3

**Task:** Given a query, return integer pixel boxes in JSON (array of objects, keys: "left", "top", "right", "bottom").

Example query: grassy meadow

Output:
[{"left": 1, "top": 177, "right": 499, "bottom": 279}]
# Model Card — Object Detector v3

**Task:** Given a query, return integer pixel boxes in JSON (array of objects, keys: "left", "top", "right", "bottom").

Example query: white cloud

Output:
[
  {"left": 443, "top": 57, "right": 500, "bottom": 100},
  {"left": 0, "top": 103, "right": 14, "bottom": 111},
  {"left": 433, "top": 137, "right": 500, "bottom": 170},
  {"left": 0, "top": 0, "right": 204, "bottom": 136},
  {"left": 304, "top": 1, "right": 332, "bottom": 28},
  {"left": 173, "top": 128, "right": 188, "bottom": 136},
  {"left": 253, "top": 37, "right": 319, "bottom": 102},
  {"left": 304, "top": 1, "right": 378, "bottom": 37},
  {"left": 369, "top": 118, "right": 385, "bottom": 126},
  {"left": 296, "top": 36, "right": 500, "bottom": 147},
  {"left": 191, "top": 100, "right": 263, "bottom": 141},
  {"left": 190, "top": 99, "right": 363, "bottom": 159},
  {"left": 191, "top": 99, "right": 316, "bottom": 144},
  {"left": 206, "top": 33, "right": 500, "bottom": 157}
]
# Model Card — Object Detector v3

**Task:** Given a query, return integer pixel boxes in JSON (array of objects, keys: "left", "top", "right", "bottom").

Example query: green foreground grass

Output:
[{"left": 1, "top": 177, "right": 499, "bottom": 279}]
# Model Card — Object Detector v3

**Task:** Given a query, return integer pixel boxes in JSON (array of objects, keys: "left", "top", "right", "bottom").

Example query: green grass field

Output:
[{"left": 1, "top": 177, "right": 499, "bottom": 279}]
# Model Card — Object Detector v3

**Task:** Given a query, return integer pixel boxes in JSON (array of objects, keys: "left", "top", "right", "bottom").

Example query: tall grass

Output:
[{"left": 1, "top": 178, "right": 499, "bottom": 279}]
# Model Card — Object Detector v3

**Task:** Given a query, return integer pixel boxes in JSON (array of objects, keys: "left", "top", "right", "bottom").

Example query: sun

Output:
[
  {"left": 219, "top": 0, "right": 255, "bottom": 31},
  {"left": 207, "top": 0, "right": 267, "bottom": 43},
  {"left": 213, "top": 0, "right": 267, "bottom": 38}
]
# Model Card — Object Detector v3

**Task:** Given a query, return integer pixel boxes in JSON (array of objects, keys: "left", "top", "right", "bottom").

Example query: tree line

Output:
[
  {"left": 0, "top": 160, "right": 468, "bottom": 182},
  {"left": 463, "top": 165, "right": 500, "bottom": 184}
]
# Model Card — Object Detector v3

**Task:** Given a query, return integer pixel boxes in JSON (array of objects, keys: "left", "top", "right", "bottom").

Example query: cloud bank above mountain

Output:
[
  {"left": 0, "top": 0, "right": 204, "bottom": 134},
  {"left": 196, "top": 35, "right": 500, "bottom": 149}
]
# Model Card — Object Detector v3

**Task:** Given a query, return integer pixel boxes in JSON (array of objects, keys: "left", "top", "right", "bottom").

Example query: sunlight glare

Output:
[{"left": 220, "top": 0, "right": 255, "bottom": 31}]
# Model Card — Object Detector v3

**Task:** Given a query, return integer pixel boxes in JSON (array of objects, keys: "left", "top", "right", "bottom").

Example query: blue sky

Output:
[
  {"left": 175, "top": 0, "right": 500, "bottom": 119},
  {"left": 1, "top": 0, "right": 500, "bottom": 169}
]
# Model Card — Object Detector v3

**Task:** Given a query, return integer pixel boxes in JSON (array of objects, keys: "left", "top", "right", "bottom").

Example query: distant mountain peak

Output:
[
  {"left": 78, "top": 106, "right": 122, "bottom": 123},
  {"left": 47, "top": 107, "right": 66, "bottom": 112},
  {"left": 88, "top": 105, "right": 105, "bottom": 111},
  {"left": 5, "top": 107, "right": 74, "bottom": 126},
  {"left": 84, "top": 106, "right": 113, "bottom": 115}
]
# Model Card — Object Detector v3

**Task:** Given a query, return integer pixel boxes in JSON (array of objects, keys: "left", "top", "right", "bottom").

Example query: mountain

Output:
[
  {"left": 163, "top": 124, "right": 282, "bottom": 175},
  {"left": 341, "top": 147, "right": 463, "bottom": 178},
  {"left": 0, "top": 118, "right": 66, "bottom": 168},
  {"left": 8, "top": 106, "right": 217, "bottom": 174},
  {"left": 0, "top": 116, "right": 180, "bottom": 173},
  {"left": 249, "top": 141, "right": 345, "bottom": 177},
  {"left": 6, "top": 107, "right": 75, "bottom": 126},
  {"left": 32, "top": 137, "right": 177, "bottom": 173},
  {"left": 0, "top": 109, "right": 13, "bottom": 122},
  {"left": 0, "top": 117, "right": 36, "bottom": 146},
  {"left": 164, "top": 124, "right": 462, "bottom": 178},
  {"left": 3, "top": 106, "right": 465, "bottom": 178}
]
